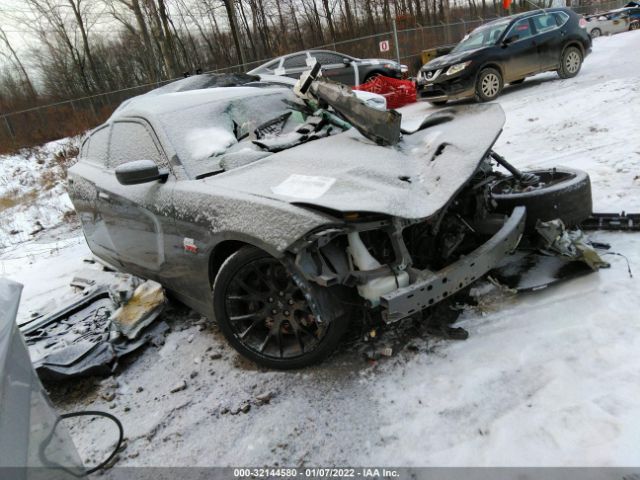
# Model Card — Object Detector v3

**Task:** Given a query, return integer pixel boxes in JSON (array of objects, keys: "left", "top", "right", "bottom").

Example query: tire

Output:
[
  {"left": 428, "top": 100, "right": 448, "bottom": 106},
  {"left": 475, "top": 68, "right": 503, "bottom": 102},
  {"left": 558, "top": 46, "right": 583, "bottom": 79},
  {"left": 213, "top": 246, "right": 349, "bottom": 369},
  {"left": 510, "top": 78, "right": 525, "bottom": 85},
  {"left": 490, "top": 167, "right": 592, "bottom": 231},
  {"left": 590, "top": 28, "right": 601, "bottom": 38},
  {"left": 630, "top": 22, "right": 640, "bottom": 31}
]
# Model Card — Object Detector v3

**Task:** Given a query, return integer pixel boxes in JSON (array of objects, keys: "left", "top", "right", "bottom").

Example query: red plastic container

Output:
[{"left": 353, "top": 75, "right": 417, "bottom": 109}]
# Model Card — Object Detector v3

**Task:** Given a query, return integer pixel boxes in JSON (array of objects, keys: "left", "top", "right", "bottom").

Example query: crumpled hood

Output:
[
  {"left": 422, "top": 48, "right": 483, "bottom": 70},
  {"left": 205, "top": 103, "right": 505, "bottom": 220}
]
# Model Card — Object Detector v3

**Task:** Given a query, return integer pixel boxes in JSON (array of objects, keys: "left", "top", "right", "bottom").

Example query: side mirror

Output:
[
  {"left": 503, "top": 34, "right": 518, "bottom": 46},
  {"left": 342, "top": 58, "right": 351, "bottom": 65},
  {"left": 115, "top": 160, "right": 168, "bottom": 185}
]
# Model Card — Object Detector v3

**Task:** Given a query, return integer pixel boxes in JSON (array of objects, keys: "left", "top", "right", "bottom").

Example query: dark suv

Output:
[{"left": 416, "top": 8, "right": 592, "bottom": 104}]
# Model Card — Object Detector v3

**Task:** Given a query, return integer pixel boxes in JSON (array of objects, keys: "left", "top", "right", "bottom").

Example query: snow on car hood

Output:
[
  {"left": 204, "top": 103, "right": 505, "bottom": 220},
  {"left": 422, "top": 48, "right": 483, "bottom": 70}
]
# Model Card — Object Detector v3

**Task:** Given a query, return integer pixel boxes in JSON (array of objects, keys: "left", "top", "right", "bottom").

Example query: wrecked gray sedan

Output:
[{"left": 68, "top": 74, "right": 598, "bottom": 368}]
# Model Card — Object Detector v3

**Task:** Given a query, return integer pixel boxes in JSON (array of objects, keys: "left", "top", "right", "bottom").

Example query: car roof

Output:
[
  {"left": 248, "top": 49, "right": 361, "bottom": 73},
  {"left": 485, "top": 7, "right": 570, "bottom": 25}
]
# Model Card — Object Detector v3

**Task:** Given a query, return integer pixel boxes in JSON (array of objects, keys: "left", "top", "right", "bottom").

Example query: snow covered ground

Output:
[
  {"left": 0, "top": 137, "right": 80, "bottom": 248},
  {"left": 1, "top": 31, "right": 639, "bottom": 468}
]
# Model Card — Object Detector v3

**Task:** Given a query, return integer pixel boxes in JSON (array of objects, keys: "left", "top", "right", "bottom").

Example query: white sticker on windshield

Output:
[{"left": 271, "top": 175, "right": 336, "bottom": 200}]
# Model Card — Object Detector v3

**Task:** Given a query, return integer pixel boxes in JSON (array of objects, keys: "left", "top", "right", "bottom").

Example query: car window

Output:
[
  {"left": 283, "top": 54, "right": 308, "bottom": 69},
  {"left": 310, "top": 52, "right": 345, "bottom": 65},
  {"left": 553, "top": 11, "right": 570, "bottom": 26},
  {"left": 532, "top": 14, "right": 557, "bottom": 33},
  {"left": 257, "top": 59, "right": 279, "bottom": 73},
  {"left": 451, "top": 20, "right": 510, "bottom": 53},
  {"left": 86, "top": 126, "right": 110, "bottom": 165},
  {"left": 109, "top": 121, "right": 165, "bottom": 169},
  {"left": 506, "top": 18, "right": 533, "bottom": 41},
  {"left": 158, "top": 89, "right": 310, "bottom": 178}
]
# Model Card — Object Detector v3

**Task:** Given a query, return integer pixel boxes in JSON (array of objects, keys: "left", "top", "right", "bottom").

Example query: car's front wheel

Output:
[
  {"left": 590, "top": 28, "right": 602, "bottom": 38},
  {"left": 213, "top": 246, "right": 349, "bottom": 369},
  {"left": 475, "top": 68, "right": 503, "bottom": 102},
  {"left": 630, "top": 22, "right": 640, "bottom": 31},
  {"left": 558, "top": 46, "right": 583, "bottom": 79}
]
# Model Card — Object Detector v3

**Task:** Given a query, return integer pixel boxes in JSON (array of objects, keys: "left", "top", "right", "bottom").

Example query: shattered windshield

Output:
[
  {"left": 160, "top": 89, "right": 336, "bottom": 178},
  {"left": 452, "top": 20, "right": 510, "bottom": 53}
]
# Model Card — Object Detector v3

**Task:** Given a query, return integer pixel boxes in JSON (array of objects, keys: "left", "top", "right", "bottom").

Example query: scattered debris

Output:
[
  {"left": 110, "top": 280, "right": 165, "bottom": 339},
  {"left": 255, "top": 392, "right": 274, "bottom": 405},
  {"left": 535, "top": 219, "right": 609, "bottom": 270},
  {"left": 19, "top": 265, "right": 168, "bottom": 380},
  {"left": 101, "top": 391, "right": 116, "bottom": 402},
  {"left": 170, "top": 380, "right": 187, "bottom": 393},
  {"left": 29, "top": 221, "right": 45, "bottom": 236}
]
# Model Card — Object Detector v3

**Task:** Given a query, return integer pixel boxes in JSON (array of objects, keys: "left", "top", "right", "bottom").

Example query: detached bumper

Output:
[{"left": 380, "top": 207, "right": 526, "bottom": 323}]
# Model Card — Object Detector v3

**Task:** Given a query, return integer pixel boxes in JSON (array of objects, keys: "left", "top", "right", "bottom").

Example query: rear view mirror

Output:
[
  {"left": 115, "top": 160, "right": 168, "bottom": 185},
  {"left": 343, "top": 58, "right": 351, "bottom": 65}
]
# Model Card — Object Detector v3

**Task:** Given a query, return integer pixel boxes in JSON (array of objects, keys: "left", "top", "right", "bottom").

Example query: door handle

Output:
[{"left": 98, "top": 191, "right": 111, "bottom": 201}]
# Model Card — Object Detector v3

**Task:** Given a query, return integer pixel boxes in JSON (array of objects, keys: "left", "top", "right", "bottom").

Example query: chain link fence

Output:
[{"left": 0, "top": 0, "right": 627, "bottom": 153}]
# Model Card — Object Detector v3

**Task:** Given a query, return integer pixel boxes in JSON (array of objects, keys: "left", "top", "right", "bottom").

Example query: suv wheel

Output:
[
  {"left": 475, "top": 68, "right": 503, "bottom": 102},
  {"left": 213, "top": 246, "right": 348, "bottom": 369},
  {"left": 558, "top": 46, "right": 583, "bottom": 79},
  {"left": 590, "top": 28, "right": 601, "bottom": 37}
]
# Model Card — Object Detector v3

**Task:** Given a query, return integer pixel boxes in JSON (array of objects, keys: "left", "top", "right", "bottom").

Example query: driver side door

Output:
[
  {"left": 95, "top": 119, "right": 175, "bottom": 280},
  {"left": 501, "top": 18, "right": 540, "bottom": 82}
]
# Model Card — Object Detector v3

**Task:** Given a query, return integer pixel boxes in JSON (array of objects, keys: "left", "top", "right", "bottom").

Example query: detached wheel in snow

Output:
[
  {"left": 558, "top": 46, "right": 583, "bottom": 79},
  {"left": 490, "top": 167, "right": 592, "bottom": 231},
  {"left": 475, "top": 68, "right": 503, "bottom": 102},
  {"left": 213, "top": 246, "right": 348, "bottom": 369}
]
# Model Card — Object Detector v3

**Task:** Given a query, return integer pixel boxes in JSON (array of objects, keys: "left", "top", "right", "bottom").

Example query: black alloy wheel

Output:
[{"left": 213, "top": 246, "right": 348, "bottom": 369}]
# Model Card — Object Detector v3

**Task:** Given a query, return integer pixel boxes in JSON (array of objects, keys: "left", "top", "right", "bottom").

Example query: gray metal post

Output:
[{"left": 392, "top": 19, "right": 401, "bottom": 64}]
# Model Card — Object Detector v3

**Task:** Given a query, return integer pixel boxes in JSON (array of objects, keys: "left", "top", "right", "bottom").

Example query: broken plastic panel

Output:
[{"left": 20, "top": 268, "right": 168, "bottom": 380}]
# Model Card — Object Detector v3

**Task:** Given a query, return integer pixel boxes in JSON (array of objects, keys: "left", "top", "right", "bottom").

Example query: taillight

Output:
[{"left": 579, "top": 17, "right": 587, "bottom": 28}]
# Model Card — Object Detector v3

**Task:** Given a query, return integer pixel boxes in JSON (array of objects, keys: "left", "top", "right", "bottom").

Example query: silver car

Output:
[
  {"left": 248, "top": 50, "right": 407, "bottom": 86},
  {"left": 584, "top": 9, "right": 638, "bottom": 37}
]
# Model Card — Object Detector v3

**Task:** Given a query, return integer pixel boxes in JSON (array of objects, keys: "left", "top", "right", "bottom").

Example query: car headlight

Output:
[{"left": 446, "top": 61, "right": 471, "bottom": 76}]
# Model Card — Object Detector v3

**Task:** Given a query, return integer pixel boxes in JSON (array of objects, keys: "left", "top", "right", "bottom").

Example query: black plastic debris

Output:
[{"left": 19, "top": 267, "right": 168, "bottom": 380}]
